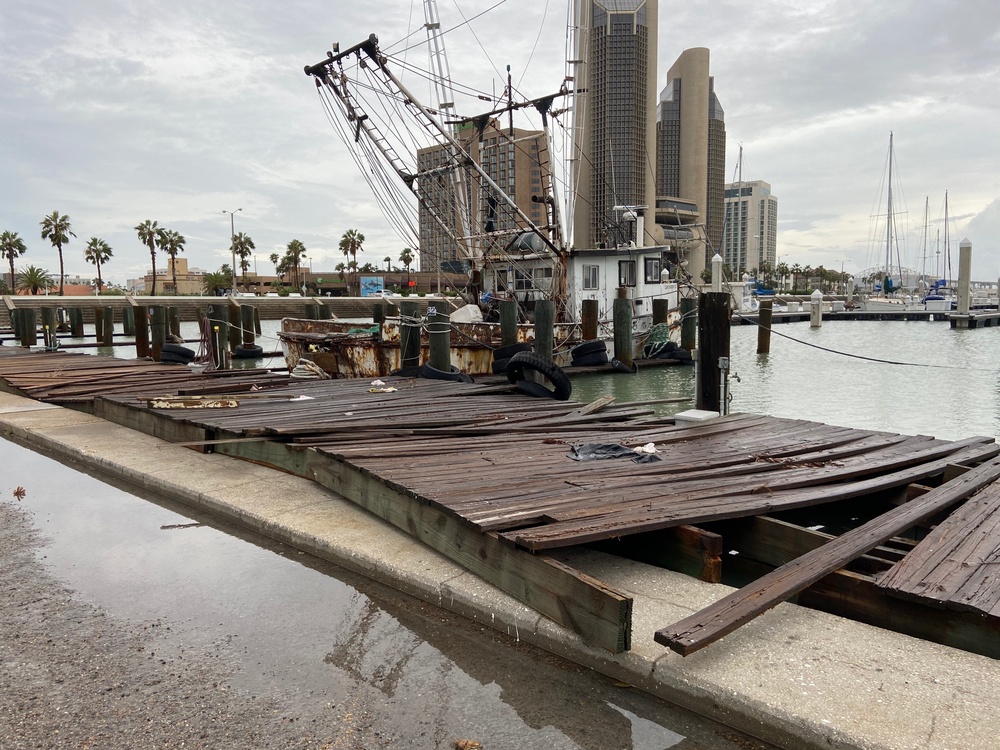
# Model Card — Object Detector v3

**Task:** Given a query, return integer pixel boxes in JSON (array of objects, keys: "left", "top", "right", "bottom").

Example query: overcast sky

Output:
[{"left": 2, "top": 0, "right": 998, "bottom": 286}]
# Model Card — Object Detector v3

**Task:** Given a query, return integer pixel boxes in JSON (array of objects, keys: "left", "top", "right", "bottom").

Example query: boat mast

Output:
[
  {"left": 944, "top": 190, "right": 951, "bottom": 284},
  {"left": 920, "top": 196, "right": 929, "bottom": 280},
  {"left": 885, "top": 131, "right": 893, "bottom": 292}
]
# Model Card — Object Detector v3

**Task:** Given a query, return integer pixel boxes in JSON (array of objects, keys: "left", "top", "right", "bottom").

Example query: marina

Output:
[{"left": 3, "top": 335, "right": 1000, "bottom": 660}]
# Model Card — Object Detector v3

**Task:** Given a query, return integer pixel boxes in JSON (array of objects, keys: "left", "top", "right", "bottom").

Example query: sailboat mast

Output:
[
  {"left": 921, "top": 196, "right": 929, "bottom": 279},
  {"left": 885, "top": 131, "right": 894, "bottom": 285},
  {"left": 944, "top": 190, "right": 951, "bottom": 283}
]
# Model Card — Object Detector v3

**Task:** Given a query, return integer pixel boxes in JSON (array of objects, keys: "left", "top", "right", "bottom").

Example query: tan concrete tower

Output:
[{"left": 570, "top": 0, "right": 660, "bottom": 250}]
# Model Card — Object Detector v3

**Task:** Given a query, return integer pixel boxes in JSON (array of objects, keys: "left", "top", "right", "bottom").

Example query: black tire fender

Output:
[
  {"left": 161, "top": 343, "right": 196, "bottom": 360},
  {"left": 570, "top": 352, "right": 609, "bottom": 367},
  {"left": 492, "top": 341, "right": 532, "bottom": 361},
  {"left": 419, "top": 362, "right": 475, "bottom": 383},
  {"left": 570, "top": 339, "right": 607, "bottom": 359},
  {"left": 504, "top": 351, "right": 572, "bottom": 400},
  {"left": 513, "top": 380, "right": 554, "bottom": 398},
  {"left": 611, "top": 357, "right": 638, "bottom": 374},
  {"left": 233, "top": 344, "right": 264, "bottom": 358}
]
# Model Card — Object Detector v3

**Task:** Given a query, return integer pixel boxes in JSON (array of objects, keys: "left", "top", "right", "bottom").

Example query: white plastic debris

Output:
[
  {"left": 371, "top": 379, "right": 386, "bottom": 387},
  {"left": 633, "top": 442, "right": 658, "bottom": 454}
]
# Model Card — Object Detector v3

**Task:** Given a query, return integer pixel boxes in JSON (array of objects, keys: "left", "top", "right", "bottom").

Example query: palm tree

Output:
[
  {"left": 83, "top": 238, "right": 113, "bottom": 294},
  {"left": 17, "top": 265, "right": 54, "bottom": 295},
  {"left": 1, "top": 230, "right": 28, "bottom": 293},
  {"left": 230, "top": 232, "right": 255, "bottom": 291},
  {"left": 339, "top": 229, "right": 364, "bottom": 295},
  {"left": 283, "top": 239, "right": 307, "bottom": 290},
  {"left": 201, "top": 269, "right": 231, "bottom": 296},
  {"left": 39, "top": 211, "right": 75, "bottom": 296},
  {"left": 384, "top": 255, "right": 392, "bottom": 272},
  {"left": 135, "top": 220, "right": 160, "bottom": 295},
  {"left": 157, "top": 229, "right": 186, "bottom": 294},
  {"left": 269, "top": 252, "right": 280, "bottom": 275},
  {"left": 399, "top": 247, "right": 414, "bottom": 289}
]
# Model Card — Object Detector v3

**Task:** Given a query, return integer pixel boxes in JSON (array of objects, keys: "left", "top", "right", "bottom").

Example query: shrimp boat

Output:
[{"left": 287, "top": 27, "right": 696, "bottom": 377}]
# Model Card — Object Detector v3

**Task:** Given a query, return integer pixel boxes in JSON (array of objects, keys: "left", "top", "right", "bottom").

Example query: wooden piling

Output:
[
  {"left": 41, "top": 308, "right": 58, "bottom": 349},
  {"left": 757, "top": 299, "right": 773, "bottom": 354},
  {"left": 121, "top": 306, "right": 135, "bottom": 336},
  {"left": 149, "top": 306, "right": 165, "bottom": 361},
  {"left": 534, "top": 300, "right": 555, "bottom": 362},
  {"left": 499, "top": 299, "right": 518, "bottom": 346},
  {"left": 581, "top": 299, "right": 599, "bottom": 341},
  {"left": 167, "top": 306, "right": 181, "bottom": 338},
  {"left": 652, "top": 298, "right": 670, "bottom": 325},
  {"left": 317, "top": 302, "right": 332, "bottom": 320},
  {"left": 428, "top": 310, "right": 451, "bottom": 371},
  {"left": 680, "top": 297, "right": 697, "bottom": 352},
  {"left": 612, "top": 296, "right": 633, "bottom": 368},
  {"left": 400, "top": 300, "right": 421, "bottom": 368},
  {"left": 253, "top": 305, "right": 261, "bottom": 335},
  {"left": 101, "top": 308, "right": 114, "bottom": 346},
  {"left": 206, "top": 304, "right": 229, "bottom": 370},
  {"left": 17, "top": 309, "right": 36, "bottom": 347},
  {"left": 133, "top": 305, "right": 149, "bottom": 358},
  {"left": 304, "top": 303, "right": 320, "bottom": 320},
  {"left": 227, "top": 301, "right": 240, "bottom": 353},
  {"left": 696, "top": 292, "right": 731, "bottom": 413},
  {"left": 69, "top": 308, "right": 84, "bottom": 338},
  {"left": 240, "top": 305, "right": 256, "bottom": 347},
  {"left": 94, "top": 307, "right": 106, "bottom": 342}
]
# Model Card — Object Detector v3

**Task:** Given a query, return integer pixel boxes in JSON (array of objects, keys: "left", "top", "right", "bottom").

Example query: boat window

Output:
[
  {"left": 583, "top": 265, "right": 600, "bottom": 290},
  {"left": 644, "top": 257, "right": 661, "bottom": 283},
  {"left": 618, "top": 260, "right": 636, "bottom": 288},
  {"left": 514, "top": 269, "right": 533, "bottom": 291}
]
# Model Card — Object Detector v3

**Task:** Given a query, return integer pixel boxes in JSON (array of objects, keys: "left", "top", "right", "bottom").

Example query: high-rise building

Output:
[
  {"left": 723, "top": 179, "right": 778, "bottom": 274},
  {"left": 655, "top": 47, "right": 726, "bottom": 280},
  {"left": 417, "top": 120, "right": 548, "bottom": 272},
  {"left": 571, "top": 0, "right": 660, "bottom": 250}
]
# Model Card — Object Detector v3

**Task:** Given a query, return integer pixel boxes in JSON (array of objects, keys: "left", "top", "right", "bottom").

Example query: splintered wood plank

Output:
[
  {"left": 877, "top": 482, "right": 1000, "bottom": 616},
  {"left": 212, "top": 436, "right": 633, "bottom": 653},
  {"left": 654, "top": 455, "right": 1000, "bottom": 656}
]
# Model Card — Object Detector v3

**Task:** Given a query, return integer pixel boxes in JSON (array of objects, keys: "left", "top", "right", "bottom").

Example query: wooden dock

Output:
[{"left": 2, "top": 347, "right": 1000, "bottom": 658}]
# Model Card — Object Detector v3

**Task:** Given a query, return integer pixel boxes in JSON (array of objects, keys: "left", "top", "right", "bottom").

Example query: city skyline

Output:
[{"left": 2, "top": 0, "right": 999, "bottom": 287}]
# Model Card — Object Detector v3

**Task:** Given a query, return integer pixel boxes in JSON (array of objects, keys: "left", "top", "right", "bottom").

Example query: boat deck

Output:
[{"left": 2, "top": 347, "right": 1000, "bottom": 657}]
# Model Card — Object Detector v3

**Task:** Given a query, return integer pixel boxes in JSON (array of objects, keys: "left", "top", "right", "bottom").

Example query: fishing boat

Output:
[{"left": 290, "top": 24, "right": 695, "bottom": 377}]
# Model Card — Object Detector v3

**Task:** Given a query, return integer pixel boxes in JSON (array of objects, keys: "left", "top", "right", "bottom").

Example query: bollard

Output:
[
  {"left": 428, "top": 309, "right": 451, "bottom": 372},
  {"left": 399, "top": 300, "right": 421, "bottom": 369},
  {"left": 757, "top": 299, "right": 773, "bottom": 354},
  {"left": 534, "top": 300, "right": 554, "bottom": 363},
  {"left": 612, "top": 297, "right": 633, "bottom": 368},
  {"left": 100, "top": 307, "right": 114, "bottom": 346},
  {"left": 696, "top": 292, "right": 731, "bottom": 413},
  {"left": 499, "top": 299, "right": 518, "bottom": 346},
  {"left": 134, "top": 305, "right": 149, "bottom": 357},
  {"left": 581, "top": 299, "right": 599, "bottom": 341},
  {"left": 711, "top": 254, "right": 724, "bottom": 293},
  {"left": 810, "top": 289, "right": 823, "bottom": 328}
]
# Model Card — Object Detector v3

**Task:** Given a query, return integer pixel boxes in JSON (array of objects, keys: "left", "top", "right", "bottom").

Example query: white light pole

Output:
[{"left": 223, "top": 208, "right": 242, "bottom": 292}]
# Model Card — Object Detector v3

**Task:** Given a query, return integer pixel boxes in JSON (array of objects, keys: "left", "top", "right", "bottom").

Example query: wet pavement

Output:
[{"left": 0, "top": 435, "right": 774, "bottom": 750}]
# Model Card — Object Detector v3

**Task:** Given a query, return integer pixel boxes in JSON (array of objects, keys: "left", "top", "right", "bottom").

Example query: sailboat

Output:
[{"left": 860, "top": 132, "right": 920, "bottom": 312}]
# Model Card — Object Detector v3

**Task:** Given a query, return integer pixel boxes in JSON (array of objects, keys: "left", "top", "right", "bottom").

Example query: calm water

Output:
[{"left": 571, "top": 319, "right": 1000, "bottom": 442}]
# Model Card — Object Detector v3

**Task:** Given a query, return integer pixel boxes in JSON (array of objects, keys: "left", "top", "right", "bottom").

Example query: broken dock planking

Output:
[{"left": 3, "top": 347, "right": 1000, "bottom": 657}]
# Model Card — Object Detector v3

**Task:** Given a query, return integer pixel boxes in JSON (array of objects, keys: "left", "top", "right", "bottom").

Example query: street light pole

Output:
[{"left": 223, "top": 208, "right": 242, "bottom": 293}]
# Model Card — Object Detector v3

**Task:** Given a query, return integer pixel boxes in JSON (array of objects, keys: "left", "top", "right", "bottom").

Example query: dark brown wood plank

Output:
[{"left": 654, "top": 455, "right": 1000, "bottom": 655}]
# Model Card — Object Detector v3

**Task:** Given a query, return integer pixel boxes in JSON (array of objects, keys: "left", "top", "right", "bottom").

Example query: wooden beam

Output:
[
  {"left": 214, "top": 437, "right": 633, "bottom": 653},
  {"left": 655, "top": 455, "right": 1000, "bottom": 655},
  {"left": 594, "top": 525, "right": 723, "bottom": 583}
]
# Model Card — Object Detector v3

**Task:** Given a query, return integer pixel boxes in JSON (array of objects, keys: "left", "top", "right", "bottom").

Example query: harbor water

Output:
[{"left": 571, "top": 319, "right": 1000, "bottom": 442}]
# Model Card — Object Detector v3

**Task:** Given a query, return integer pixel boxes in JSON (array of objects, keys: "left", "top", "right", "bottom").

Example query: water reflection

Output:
[{"left": 0, "top": 436, "right": 766, "bottom": 750}]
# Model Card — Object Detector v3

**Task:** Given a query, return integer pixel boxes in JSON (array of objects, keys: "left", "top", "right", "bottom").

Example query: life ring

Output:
[
  {"left": 419, "top": 362, "right": 474, "bottom": 383},
  {"left": 503, "top": 351, "right": 572, "bottom": 400}
]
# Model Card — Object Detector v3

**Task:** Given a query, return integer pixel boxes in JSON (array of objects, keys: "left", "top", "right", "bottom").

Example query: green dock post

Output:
[
  {"left": 150, "top": 306, "right": 166, "bottom": 361},
  {"left": 167, "top": 306, "right": 181, "bottom": 338},
  {"left": 534, "top": 299, "right": 555, "bottom": 363},
  {"left": 227, "top": 301, "right": 240, "bottom": 353},
  {"left": 696, "top": 292, "right": 731, "bottom": 413},
  {"left": 757, "top": 299, "right": 773, "bottom": 354},
  {"left": 400, "top": 300, "right": 421, "bottom": 368},
  {"left": 612, "top": 295, "right": 633, "bottom": 369},
  {"left": 499, "top": 299, "right": 518, "bottom": 346},
  {"left": 681, "top": 297, "right": 697, "bottom": 352},
  {"left": 18, "top": 309, "right": 37, "bottom": 347},
  {"left": 240, "top": 305, "right": 256, "bottom": 347},
  {"left": 428, "top": 309, "right": 451, "bottom": 372},
  {"left": 70, "top": 308, "right": 84, "bottom": 338},
  {"left": 94, "top": 307, "right": 105, "bottom": 342},
  {"left": 122, "top": 306, "right": 135, "bottom": 336}
]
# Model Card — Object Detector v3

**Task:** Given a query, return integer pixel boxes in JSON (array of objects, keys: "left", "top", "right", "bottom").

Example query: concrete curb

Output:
[{"left": 2, "top": 390, "right": 998, "bottom": 750}]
